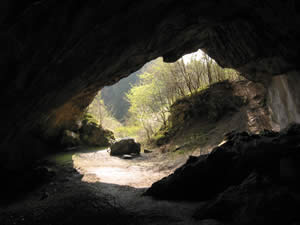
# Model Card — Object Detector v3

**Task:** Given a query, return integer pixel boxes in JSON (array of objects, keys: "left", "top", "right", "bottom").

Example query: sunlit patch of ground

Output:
[
  {"left": 0, "top": 147, "right": 203, "bottom": 225},
  {"left": 74, "top": 149, "right": 186, "bottom": 188},
  {"left": 71, "top": 148, "right": 203, "bottom": 225}
]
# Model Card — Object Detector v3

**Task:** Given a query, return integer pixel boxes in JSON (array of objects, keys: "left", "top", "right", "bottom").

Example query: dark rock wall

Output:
[
  {"left": 145, "top": 124, "right": 300, "bottom": 224},
  {"left": 0, "top": 0, "right": 300, "bottom": 169}
]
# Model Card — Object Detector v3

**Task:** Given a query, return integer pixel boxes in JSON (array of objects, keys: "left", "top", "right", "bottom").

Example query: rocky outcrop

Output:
[
  {"left": 153, "top": 80, "right": 271, "bottom": 146},
  {"left": 110, "top": 138, "right": 141, "bottom": 156},
  {"left": 145, "top": 124, "right": 300, "bottom": 224},
  {"left": 193, "top": 172, "right": 298, "bottom": 225},
  {"left": 145, "top": 124, "right": 299, "bottom": 197},
  {"left": 1, "top": 1, "right": 300, "bottom": 169},
  {"left": 80, "top": 120, "right": 114, "bottom": 147},
  {"left": 59, "top": 114, "right": 114, "bottom": 148}
]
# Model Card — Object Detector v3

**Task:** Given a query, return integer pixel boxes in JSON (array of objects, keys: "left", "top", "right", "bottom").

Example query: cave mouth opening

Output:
[
  {"left": 1, "top": 1, "right": 300, "bottom": 224},
  {"left": 86, "top": 49, "right": 244, "bottom": 142},
  {"left": 66, "top": 48, "right": 273, "bottom": 190}
]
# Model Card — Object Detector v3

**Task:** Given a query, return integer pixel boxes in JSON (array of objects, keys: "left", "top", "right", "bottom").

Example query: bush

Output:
[
  {"left": 152, "top": 132, "right": 169, "bottom": 146},
  {"left": 82, "top": 113, "right": 99, "bottom": 125}
]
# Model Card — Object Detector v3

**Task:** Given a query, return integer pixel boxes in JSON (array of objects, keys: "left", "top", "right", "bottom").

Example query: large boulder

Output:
[
  {"left": 110, "top": 138, "right": 141, "bottom": 156},
  {"left": 80, "top": 120, "right": 114, "bottom": 147}
]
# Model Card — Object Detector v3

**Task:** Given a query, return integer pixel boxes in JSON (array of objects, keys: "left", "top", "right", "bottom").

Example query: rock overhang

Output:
[{"left": 0, "top": 0, "right": 300, "bottom": 169}]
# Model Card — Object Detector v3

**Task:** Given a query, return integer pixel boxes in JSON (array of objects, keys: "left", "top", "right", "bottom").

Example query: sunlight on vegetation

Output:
[{"left": 87, "top": 50, "right": 242, "bottom": 143}]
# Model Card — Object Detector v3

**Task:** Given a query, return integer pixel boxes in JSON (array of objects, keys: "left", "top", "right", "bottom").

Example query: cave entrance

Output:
[
  {"left": 1, "top": 49, "right": 285, "bottom": 225},
  {"left": 25, "top": 48, "right": 277, "bottom": 225},
  {"left": 0, "top": 48, "right": 276, "bottom": 225},
  {"left": 67, "top": 49, "right": 272, "bottom": 189},
  {"left": 87, "top": 49, "right": 243, "bottom": 143}
]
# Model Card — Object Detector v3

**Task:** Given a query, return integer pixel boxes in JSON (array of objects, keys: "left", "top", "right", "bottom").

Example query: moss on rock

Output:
[
  {"left": 59, "top": 113, "right": 115, "bottom": 148},
  {"left": 79, "top": 113, "right": 115, "bottom": 147},
  {"left": 153, "top": 81, "right": 246, "bottom": 146}
]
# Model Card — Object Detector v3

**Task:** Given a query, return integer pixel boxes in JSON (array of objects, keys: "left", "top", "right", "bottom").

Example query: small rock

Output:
[
  {"left": 173, "top": 145, "right": 183, "bottom": 152},
  {"left": 122, "top": 154, "right": 133, "bottom": 159},
  {"left": 144, "top": 149, "right": 152, "bottom": 153}
]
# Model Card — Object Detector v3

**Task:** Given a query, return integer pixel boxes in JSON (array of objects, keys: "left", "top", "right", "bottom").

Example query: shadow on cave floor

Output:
[{"left": 0, "top": 147, "right": 202, "bottom": 225}]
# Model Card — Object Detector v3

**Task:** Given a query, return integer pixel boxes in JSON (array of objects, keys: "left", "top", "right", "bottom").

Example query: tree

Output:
[
  {"left": 87, "top": 91, "right": 123, "bottom": 133},
  {"left": 126, "top": 72, "right": 170, "bottom": 141},
  {"left": 203, "top": 53, "right": 213, "bottom": 84},
  {"left": 123, "top": 50, "right": 243, "bottom": 141}
]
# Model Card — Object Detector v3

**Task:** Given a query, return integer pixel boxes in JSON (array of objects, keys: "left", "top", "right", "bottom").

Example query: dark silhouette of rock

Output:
[
  {"left": 197, "top": 219, "right": 225, "bottom": 225},
  {"left": 193, "top": 172, "right": 299, "bottom": 225},
  {"left": 80, "top": 121, "right": 114, "bottom": 147},
  {"left": 60, "top": 130, "right": 81, "bottom": 148},
  {"left": 0, "top": 164, "right": 55, "bottom": 205},
  {"left": 145, "top": 124, "right": 300, "bottom": 201},
  {"left": 110, "top": 139, "right": 141, "bottom": 156}
]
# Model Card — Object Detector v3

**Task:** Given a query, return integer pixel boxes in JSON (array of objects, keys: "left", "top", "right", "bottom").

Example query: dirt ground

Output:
[{"left": 0, "top": 148, "right": 205, "bottom": 225}]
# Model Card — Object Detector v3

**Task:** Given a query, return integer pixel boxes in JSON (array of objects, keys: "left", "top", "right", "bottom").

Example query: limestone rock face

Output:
[
  {"left": 1, "top": 0, "right": 300, "bottom": 169},
  {"left": 110, "top": 139, "right": 141, "bottom": 156}
]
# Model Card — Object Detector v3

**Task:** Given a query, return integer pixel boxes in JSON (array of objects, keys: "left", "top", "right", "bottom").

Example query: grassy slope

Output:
[{"left": 152, "top": 80, "right": 271, "bottom": 156}]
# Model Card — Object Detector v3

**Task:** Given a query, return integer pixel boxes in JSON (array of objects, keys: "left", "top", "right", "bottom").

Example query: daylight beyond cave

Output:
[{"left": 1, "top": 1, "right": 300, "bottom": 225}]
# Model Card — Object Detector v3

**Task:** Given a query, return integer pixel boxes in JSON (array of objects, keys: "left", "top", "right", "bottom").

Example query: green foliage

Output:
[
  {"left": 101, "top": 72, "right": 139, "bottom": 121},
  {"left": 87, "top": 92, "right": 123, "bottom": 137},
  {"left": 170, "top": 80, "right": 245, "bottom": 122},
  {"left": 123, "top": 52, "right": 243, "bottom": 143},
  {"left": 82, "top": 112, "right": 99, "bottom": 125},
  {"left": 151, "top": 80, "right": 246, "bottom": 146},
  {"left": 114, "top": 125, "right": 141, "bottom": 139},
  {"left": 101, "top": 60, "right": 157, "bottom": 121},
  {"left": 86, "top": 50, "right": 243, "bottom": 144},
  {"left": 151, "top": 130, "right": 169, "bottom": 146}
]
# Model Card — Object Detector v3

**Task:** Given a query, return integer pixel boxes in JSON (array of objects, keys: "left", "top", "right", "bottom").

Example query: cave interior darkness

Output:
[{"left": 0, "top": 1, "right": 300, "bottom": 225}]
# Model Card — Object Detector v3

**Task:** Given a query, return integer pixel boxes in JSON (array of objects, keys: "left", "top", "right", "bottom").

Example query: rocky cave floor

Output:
[
  {"left": 1, "top": 124, "right": 300, "bottom": 225},
  {"left": 0, "top": 147, "right": 204, "bottom": 225}
]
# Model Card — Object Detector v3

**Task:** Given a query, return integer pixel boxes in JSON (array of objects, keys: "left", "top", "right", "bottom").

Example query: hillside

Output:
[
  {"left": 101, "top": 60, "right": 157, "bottom": 121},
  {"left": 152, "top": 80, "right": 272, "bottom": 155},
  {"left": 101, "top": 71, "right": 139, "bottom": 121}
]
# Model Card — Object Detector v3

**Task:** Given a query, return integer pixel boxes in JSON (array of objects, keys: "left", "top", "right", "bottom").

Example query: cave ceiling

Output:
[{"left": 0, "top": 0, "right": 300, "bottom": 166}]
